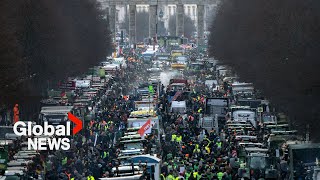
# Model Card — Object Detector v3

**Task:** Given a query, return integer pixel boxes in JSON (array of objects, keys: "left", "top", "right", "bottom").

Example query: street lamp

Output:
[{"left": 158, "top": 9, "right": 164, "bottom": 37}]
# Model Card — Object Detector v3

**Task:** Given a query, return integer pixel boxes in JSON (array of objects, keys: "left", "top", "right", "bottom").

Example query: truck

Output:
[
  {"left": 229, "top": 106, "right": 257, "bottom": 128},
  {"left": 171, "top": 56, "right": 188, "bottom": 69},
  {"left": 231, "top": 82, "right": 255, "bottom": 96},
  {"left": 170, "top": 101, "right": 187, "bottom": 114},
  {"left": 288, "top": 143, "right": 320, "bottom": 179},
  {"left": 238, "top": 152, "right": 278, "bottom": 179},
  {"left": 39, "top": 106, "right": 74, "bottom": 126},
  {"left": 142, "top": 51, "right": 155, "bottom": 62}
]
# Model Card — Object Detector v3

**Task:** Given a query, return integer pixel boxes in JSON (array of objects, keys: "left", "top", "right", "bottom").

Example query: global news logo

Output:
[{"left": 13, "top": 113, "right": 82, "bottom": 151}]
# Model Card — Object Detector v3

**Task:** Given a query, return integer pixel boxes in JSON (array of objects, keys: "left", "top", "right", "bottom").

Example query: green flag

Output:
[
  {"left": 62, "top": 157, "right": 67, "bottom": 166},
  {"left": 148, "top": 85, "right": 154, "bottom": 94}
]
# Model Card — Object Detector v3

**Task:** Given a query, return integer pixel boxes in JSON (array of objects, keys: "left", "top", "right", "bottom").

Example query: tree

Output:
[
  {"left": 0, "top": 0, "right": 112, "bottom": 120},
  {"left": 209, "top": 0, "right": 320, "bottom": 141},
  {"left": 168, "top": 14, "right": 196, "bottom": 38}
]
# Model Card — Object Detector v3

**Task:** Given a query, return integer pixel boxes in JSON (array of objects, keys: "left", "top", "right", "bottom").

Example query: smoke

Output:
[
  {"left": 160, "top": 70, "right": 183, "bottom": 87},
  {"left": 209, "top": 0, "right": 320, "bottom": 141}
]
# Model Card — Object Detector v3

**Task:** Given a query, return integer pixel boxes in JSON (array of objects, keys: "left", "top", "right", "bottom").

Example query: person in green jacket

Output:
[
  {"left": 217, "top": 171, "right": 224, "bottom": 180},
  {"left": 185, "top": 170, "right": 191, "bottom": 180}
]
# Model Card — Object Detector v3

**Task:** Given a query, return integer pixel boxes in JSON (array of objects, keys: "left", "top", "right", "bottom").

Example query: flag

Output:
[
  {"left": 94, "top": 133, "right": 98, "bottom": 147},
  {"left": 148, "top": 85, "right": 154, "bottom": 94},
  {"left": 172, "top": 91, "right": 182, "bottom": 102},
  {"left": 60, "top": 91, "right": 66, "bottom": 98},
  {"left": 137, "top": 119, "right": 151, "bottom": 137}
]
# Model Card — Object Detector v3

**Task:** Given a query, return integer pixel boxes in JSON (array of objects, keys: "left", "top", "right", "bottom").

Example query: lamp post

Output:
[
  {"left": 159, "top": 9, "right": 164, "bottom": 37},
  {"left": 153, "top": 0, "right": 159, "bottom": 51}
]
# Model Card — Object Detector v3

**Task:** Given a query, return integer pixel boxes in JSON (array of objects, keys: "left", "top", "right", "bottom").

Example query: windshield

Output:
[
  {"left": 190, "top": 64, "right": 204, "bottom": 70},
  {"left": 156, "top": 56, "right": 169, "bottom": 60},
  {"left": 237, "top": 100, "right": 261, "bottom": 108},
  {"left": 205, "top": 63, "right": 214, "bottom": 68},
  {"left": 43, "top": 114, "right": 67, "bottom": 122},
  {"left": 172, "top": 85, "right": 185, "bottom": 91},
  {"left": 263, "top": 115, "right": 274, "bottom": 123},
  {"left": 172, "top": 107, "right": 185, "bottom": 114},
  {"left": 249, "top": 156, "right": 267, "bottom": 169}
]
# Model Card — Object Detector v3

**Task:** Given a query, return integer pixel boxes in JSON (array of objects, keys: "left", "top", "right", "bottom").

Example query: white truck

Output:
[
  {"left": 39, "top": 106, "right": 74, "bottom": 126},
  {"left": 170, "top": 101, "right": 187, "bottom": 114},
  {"left": 230, "top": 106, "right": 257, "bottom": 128}
]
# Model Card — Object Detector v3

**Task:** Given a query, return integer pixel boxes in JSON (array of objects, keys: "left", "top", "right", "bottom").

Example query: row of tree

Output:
[
  {"left": 0, "top": 0, "right": 112, "bottom": 119},
  {"left": 120, "top": 11, "right": 196, "bottom": 42},
  {"left": 209, "top": 0, "right": 320, "bottom": 141}
]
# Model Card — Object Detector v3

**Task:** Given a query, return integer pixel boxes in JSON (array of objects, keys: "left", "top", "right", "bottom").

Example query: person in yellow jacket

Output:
[
  {"left": 171, "top": 134, "right": 177, "bottom": 142},
  {"left": 176, "top": 134, "right": 182, "bottom": 144},
  {"left": 193, "top": 144, "right": 200, "bottom": 153},
  {"left": 166, "top": 173, "right": 175, "bottom": 180},
  {"left": 87, "top": 175, "right": 95, "bottom": 180},
  {"left": 192, "top": 171, "right": 201, "bottom": 180},
  {"left": 160, "top": 173, "right": 166, "bottom": 180},
  {"left": 205, "top": 146, "right": 211, "bottom": 154}
]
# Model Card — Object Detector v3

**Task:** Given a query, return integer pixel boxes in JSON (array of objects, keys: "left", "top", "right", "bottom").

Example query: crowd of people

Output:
[
  {"left": 43, "top": 58, "right": 147, "bottom": 180},
  {"left": 39, "top": 53, "right": 257, "bottom": 180},
  {"left": 6, "top": 47, "right": 285, "bottom": 180}
]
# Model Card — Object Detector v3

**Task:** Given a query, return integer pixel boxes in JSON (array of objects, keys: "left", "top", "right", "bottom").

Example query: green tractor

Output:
[{"left": 238, "top": 152, "right": 278, "bottom": 179}]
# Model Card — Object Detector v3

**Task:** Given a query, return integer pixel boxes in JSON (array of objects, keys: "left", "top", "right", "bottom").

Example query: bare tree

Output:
[{"left": 0, "top": 0, "right": 112, "bottom": 119}]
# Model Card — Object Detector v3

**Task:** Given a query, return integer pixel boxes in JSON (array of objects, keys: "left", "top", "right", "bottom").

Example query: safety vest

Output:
[
  {"left": 70, "top": 178, "right": 74, "bottom": 180},
  {"left": 160, "top": 174, "right": 165, "bottom": 180},
  {"left": 193, "top": 144, "right": 200, "bottom": 153},
  {"left": 102, "top": 151, "right": 108, "bottom": 159},
  {"left": 217, "top": 172, "right": 224, "bottom": 180},
  {"left": 240, "top": 162, "right": 246, "bottom": 168},
  {"left": 193, "top": 172, "right": 201, "bottom": 180},
  {"left": 62, "top": 157, "right": 67, "bottom": 166},
  {"left": 87, "top": 175, "right": 95, "bottom": 180},
  {"left": 216, "top": 142, "right": 222, "bottom": 148},
  {"left": 167, "top": 174, "right": 175, "bottom": 180},
  {"left": 185, "top": 172, "right": 191, "bottom": 180},
  {"left": 171, "top": 134, "right": 177, "bottom": 141},
  {"left": 176, "top": 135, "right": 182, "bottom": 143},
  {"left": 205, "top": 146, "right": 210, "bottom": 154}
]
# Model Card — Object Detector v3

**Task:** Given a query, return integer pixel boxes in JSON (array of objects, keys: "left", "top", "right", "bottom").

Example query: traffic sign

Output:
[{"left": 257, "top": 107, "right": 263, "bottom": 113}]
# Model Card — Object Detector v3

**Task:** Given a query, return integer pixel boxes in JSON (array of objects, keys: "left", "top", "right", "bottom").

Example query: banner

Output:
[
  {"left": 148, "top": 85, "right": 154, "bottom": 94},
  {"left": 137, "top": 119, "right": 151, "bottom": 137}
]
